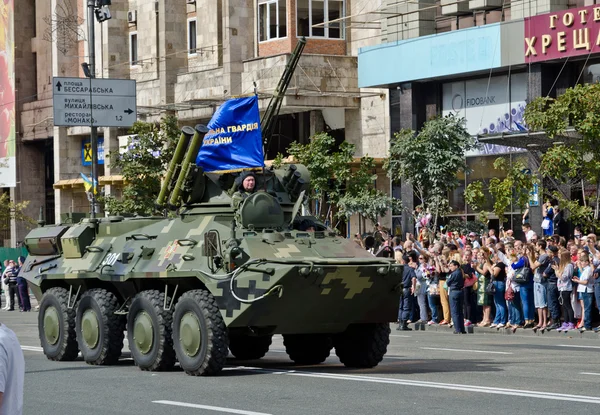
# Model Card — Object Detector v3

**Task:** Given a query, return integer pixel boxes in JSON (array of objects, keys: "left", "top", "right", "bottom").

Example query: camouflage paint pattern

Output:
[{"left": 21, "top": 164, "right": 403, "bottom": 335}]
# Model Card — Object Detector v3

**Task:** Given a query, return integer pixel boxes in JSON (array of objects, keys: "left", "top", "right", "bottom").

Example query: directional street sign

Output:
[{"left": 52, "top": 77, "right": 137, "bottom": 127}]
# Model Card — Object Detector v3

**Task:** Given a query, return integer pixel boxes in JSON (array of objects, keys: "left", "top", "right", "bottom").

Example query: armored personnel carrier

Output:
[{"left": 21, "top": 39, "right": 403, "bottom": 376}]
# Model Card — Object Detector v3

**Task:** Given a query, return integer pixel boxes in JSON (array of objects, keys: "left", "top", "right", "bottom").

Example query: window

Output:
[
  {"left": 188, "top": 19, "right": 197, "bottom": 54},
  {"left": 258, "top": 0, "right": 287, "bottom": 42},
  {"left": 297, "top": 0, "right": 345, "bottom": 39},
  {"left": 129, "top": 32, "right": 138, "bottom": 66}
]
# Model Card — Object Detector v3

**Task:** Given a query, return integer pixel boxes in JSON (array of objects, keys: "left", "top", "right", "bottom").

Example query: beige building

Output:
[{"left": 7, "top": 0, "right": 394, "bottom": 246}]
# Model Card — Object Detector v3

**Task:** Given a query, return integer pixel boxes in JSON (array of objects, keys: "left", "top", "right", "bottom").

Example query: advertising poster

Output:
[
  {"left": 0, "top": 0, "right": 15, "bottom": 187},
  {"left": 442, "top": 73, "right": 527, "bottom": 157}
]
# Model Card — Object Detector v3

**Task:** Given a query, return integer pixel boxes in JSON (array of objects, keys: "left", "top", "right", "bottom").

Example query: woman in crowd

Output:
[
  {"left": 474, "top": 247, "right": 494, "bottom": 327},
  {"left": 528, "top": 243, "right": 549, "bottom": 331},
  {"left": 490, "top": 252, "right": 508, "bottom": 328},
  {"left": 554, "top": 250, "right": 575, "bottom": 331},
  {"left": 415, "top": 254, "right": 430, "bottom": 323},
  {"left": 446, "top": 260, "right": 466, "bottom": 334},
  {"left": 507, "top": 248, "right": 524, "bottom": 330},
  {"left": 434, "top": 248, "right": 452, "bottom": 325},
  {"left": 573, "top": 253, "right": 594, "bottom": 331}
]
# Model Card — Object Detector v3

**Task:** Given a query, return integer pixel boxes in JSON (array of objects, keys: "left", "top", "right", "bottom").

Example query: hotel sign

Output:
[{"left": 525, "top": 5, "right": 600, "bottom": 63}]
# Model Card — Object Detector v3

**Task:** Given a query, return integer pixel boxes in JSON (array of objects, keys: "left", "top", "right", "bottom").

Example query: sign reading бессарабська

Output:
[{"left": 525, "top": 5, "right": 600, "bottom": 63}]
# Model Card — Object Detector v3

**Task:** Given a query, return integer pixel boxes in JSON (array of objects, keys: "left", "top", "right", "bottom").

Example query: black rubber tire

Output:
[
  {"left": 38, "top": 287, "right": 79, "bottom": 361},
  {"left": 283, "top": 334, "right": 332, "bottom": 365},
  {"left": 126, "top": 290, "right": 176, "bottom": 371},
  {"left": 333, "top": 323, "right": 390, "bottom": 368},
  {"left": 172, "top": 289, "right": 229, "bottom": 376},
  {"left": 229, "top": 335, "right": 272, "bottom": 360},
  {"left": 75, "top": 288, "right": 125, "bottom": 365}
]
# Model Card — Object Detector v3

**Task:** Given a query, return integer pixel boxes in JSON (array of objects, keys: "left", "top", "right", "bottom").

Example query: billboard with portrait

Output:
[{"left": 0, "top": 0, "right": 15, "bottom": 187}]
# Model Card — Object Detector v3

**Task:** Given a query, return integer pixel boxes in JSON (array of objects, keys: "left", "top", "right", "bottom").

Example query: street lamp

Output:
[{"left": 86, "top": 0, "right": 112, "bottom": 218}]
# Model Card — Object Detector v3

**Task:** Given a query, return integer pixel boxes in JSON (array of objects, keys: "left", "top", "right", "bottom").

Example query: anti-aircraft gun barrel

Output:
[
  {"left": 155, "top": 126, "right": 195, "bottom": 209},
  {"left": 261, "top": 37, "right": 306, "bottom": 153},
  {"left": 168, "top": 124, "right": 209, "bottom": 209}
]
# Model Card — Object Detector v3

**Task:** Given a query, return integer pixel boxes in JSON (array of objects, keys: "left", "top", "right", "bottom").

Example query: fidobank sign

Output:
[{"left": 52, "top": 77, "right": 137, "bottom": 127}]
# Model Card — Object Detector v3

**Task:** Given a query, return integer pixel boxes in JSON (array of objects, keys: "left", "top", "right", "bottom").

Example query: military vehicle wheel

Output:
[
  {"left": 38, "top": 287, "right": 79, "bottom": 361},
  {"left": 172, "top": 289, "right": 228, "bottom": 376},
  {"left": 229, "top": 335, "right": 272, "bottom": 360},
  {"left": 127, "top": 290, "right": 176, "bottom": 371},
  {"left": 333, "top": 323, "right": 390, "bottom": 368},
  {"left": 75, "top": 289, "right": 125, "bottom": 365},
  {"left": 283, "top": 334, "right": 332, "bottom": 364}
]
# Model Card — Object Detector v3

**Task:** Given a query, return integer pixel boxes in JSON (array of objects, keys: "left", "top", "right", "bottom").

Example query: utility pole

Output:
[{"left": 85, "top": 0, "right": 111, "bottom": 219}]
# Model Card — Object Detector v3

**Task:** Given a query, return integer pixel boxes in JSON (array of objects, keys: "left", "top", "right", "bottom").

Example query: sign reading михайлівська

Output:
[
  {"left": 52, "top": 77, "right": 137, "bottom": 127},
  {"left": 525, "top": 5, "right": 600, "bottom": 63}
]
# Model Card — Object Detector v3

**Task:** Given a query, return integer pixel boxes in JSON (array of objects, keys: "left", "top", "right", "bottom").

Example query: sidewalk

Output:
[{"left": 398, "top": 321, "right": 600, "bottom": 339}]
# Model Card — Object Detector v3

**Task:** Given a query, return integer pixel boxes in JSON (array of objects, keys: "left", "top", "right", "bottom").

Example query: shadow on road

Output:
[{"left": 222, "top": 357, "right": 505, "bottom": 376}]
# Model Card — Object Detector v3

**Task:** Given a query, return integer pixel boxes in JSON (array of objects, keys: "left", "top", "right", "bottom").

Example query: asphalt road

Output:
[{"left": 2, "top": 310, "right": 599, "bottom": 415}]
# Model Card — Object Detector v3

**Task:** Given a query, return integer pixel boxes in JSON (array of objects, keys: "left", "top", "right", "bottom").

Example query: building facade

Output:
[
  {"left": 358, "top": 0, "right": 600, "bottom": 237},
  {"left": 4, "top": 0, "right": 391, "bottom": 246}
]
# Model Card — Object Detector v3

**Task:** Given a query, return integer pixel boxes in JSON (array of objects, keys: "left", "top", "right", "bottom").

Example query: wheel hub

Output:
[
  {"left": 81, "top": 309, "right": 100, "bottom": 349},
  {"left": 43, "top": 306, "right": 60, "bottom": 346},
  {"left": 133, "top": 311, "right": 154, "bottom": 355},
  {"left": 179, "top": 311, "right": 201, "bottom": 357}
]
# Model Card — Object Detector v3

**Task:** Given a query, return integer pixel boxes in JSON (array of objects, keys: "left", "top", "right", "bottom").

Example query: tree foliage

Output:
[
  {"left": 285, "top": 133, "right": 397, "bottom": 226},
  {"left": 385, "top": 114, "right": 477, "bottom": 232},
  {"left": 102, "top": 115, "right": 180, "bottom": 216},
  {"left": 465, "top": 158, "right": 536, "bottom": 226},
  {"left": 0, "top": 193, "right": 35, "bottom": 234},
  {"left": 524, "top": 83, "right": 600, "bottom": 226}
]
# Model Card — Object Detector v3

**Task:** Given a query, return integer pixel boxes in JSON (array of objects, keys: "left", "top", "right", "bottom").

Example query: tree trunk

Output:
[{"left": 595, "top": 180, "right": 600, "bottom": 220}]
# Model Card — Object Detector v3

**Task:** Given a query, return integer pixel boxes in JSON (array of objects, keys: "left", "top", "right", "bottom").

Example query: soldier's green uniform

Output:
[{"left": 231, "top": 171, "right": 257, "bottom": 209}]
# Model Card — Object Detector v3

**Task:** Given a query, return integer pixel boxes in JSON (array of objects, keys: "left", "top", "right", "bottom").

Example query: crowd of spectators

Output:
[
  {"left": 356, "top": 208, "right": 599, "bottom": 334},
  {"left": 390, "top": 224, "right": 599, "bottom": 333}
]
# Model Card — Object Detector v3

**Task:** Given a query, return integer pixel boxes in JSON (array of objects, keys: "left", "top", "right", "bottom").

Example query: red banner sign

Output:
[{"left": 524, "top": 5, "right": 600, "bottom": 63}]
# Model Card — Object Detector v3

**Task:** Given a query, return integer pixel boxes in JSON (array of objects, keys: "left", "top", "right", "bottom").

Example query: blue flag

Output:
[{"left": 196, "top": 95, "right": 264, "bottom": 172}]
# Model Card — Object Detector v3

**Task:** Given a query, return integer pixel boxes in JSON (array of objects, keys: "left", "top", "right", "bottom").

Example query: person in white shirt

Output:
[
  {"left": 0, "top": 323, "right": 24, "bottom": 415},
  {"left": 523, "top": 223, "right": 536, "bottom": 243},
  {"left": 572, "top": 253, "right": 595, "bottom": 332}
]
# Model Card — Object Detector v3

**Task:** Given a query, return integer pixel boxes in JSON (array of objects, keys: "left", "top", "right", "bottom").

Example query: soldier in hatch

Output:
[{"left": 231, "top": 171, "right": 257, "bottom": 209}]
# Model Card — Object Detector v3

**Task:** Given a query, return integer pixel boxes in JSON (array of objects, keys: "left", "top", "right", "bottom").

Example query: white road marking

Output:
[
  {"left": 581, "top": 372, "right": 600, "bottom": 376},
  {"left": 153, "top": 400, "right": 272, "bottom": 415},
  {"left": 557, "top": 344, "right": 600, "bottom": 350},
  {"left": 21, "top": 346, "right": 43, "bottom": 352},
  {"left": 420, "top": 347, "right": 513, "bottom": 355},
  {"left": 230, "top": 367, "right": 600, "bottom": 404},
  {"left": 390, "top": 334, "right": 412, "bottom": 338}
]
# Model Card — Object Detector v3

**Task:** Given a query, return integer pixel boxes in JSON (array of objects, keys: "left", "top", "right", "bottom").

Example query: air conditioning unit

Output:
[
  {"left": 186, "top": 0, "right": 196, "bottom": 3},
  {"left": 127, "top": 10, "right": 137, "bottom": 24}
]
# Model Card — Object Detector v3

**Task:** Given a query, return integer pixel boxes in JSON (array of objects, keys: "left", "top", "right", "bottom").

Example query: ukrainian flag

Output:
[{"left": 80, "top": 173, "right": 98, "bottom": 195}]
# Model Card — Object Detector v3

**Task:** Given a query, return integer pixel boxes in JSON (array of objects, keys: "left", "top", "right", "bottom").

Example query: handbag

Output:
[
  {"left": 542, "top": 218, "right": 550, "bottom": 230},
  {"left": 514, "top": 267, "right": 531, "bottom": 284},
  {"left": 505, "top": 284, "right": 515, "bottom": 301},
  {"left": 485, "top": 279, "right": 496, "bottom": 294}
]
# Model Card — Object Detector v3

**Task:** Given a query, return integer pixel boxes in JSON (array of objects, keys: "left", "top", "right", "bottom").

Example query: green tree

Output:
[
  {"left": 0, "top": 193, "right": 35, "bottom": 236},
  {"left": 102, "top": 115, "right": 180, "bottom": 216},
  {"left": 464, "top": 158, "right": 536, "bottom": 227},
  {"left": 385, "top": 114, "right": 477, "bottom": 234},
  {"left": 524, "top": 83, "right": 600, "bottom": 229},
  {"left": 284, "top": 133, "right": 397, "bottom": 226}
]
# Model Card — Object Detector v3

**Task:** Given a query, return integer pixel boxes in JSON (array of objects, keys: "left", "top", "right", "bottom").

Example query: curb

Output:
[{"left": 393, "top": 322, "right": 600, "bottom": 339}]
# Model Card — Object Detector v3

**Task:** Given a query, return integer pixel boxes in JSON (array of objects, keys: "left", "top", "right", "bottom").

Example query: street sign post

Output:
[{"left": 52, "top": 77, "right": 137, "bottom": 127}]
